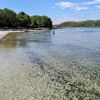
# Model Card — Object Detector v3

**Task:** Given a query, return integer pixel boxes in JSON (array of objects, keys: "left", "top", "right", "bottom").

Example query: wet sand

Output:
[
  {"left": 0, "top": 29, "right": 49, "bottom": 40},
  {"left": 0, "top": 31, "right": 24, "bottom": 39}
]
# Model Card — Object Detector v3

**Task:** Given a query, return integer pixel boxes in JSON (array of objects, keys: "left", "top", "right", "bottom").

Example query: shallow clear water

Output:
[{"left": 0, "top": 28, "right": 100, "bottom": 100}]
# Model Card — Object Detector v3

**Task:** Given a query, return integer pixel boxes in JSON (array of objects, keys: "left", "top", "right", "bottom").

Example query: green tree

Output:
[
  {"left": 31, "top": 16, "right": 42, "bottom": 28},
  {"left": 0, "top": 8, "right": 17, "bottom": 28},
  {"left": 31, "top": 15, "right": 52, "bottom": 28},
  {"left": 0, "top": 9, "right": 4, "bottom": 27},
  {"left": 0, "top": 8, "right": 53, "bottom": 29},
  {"left": 17, "top": 12, "right": 31, "bottom": 28}
]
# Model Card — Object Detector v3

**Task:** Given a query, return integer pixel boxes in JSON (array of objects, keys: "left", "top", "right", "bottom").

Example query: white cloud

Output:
[
  {"left": 95, "top": 5, "right": 100, "bottom": 9},
  {"left": 56, "top": 2, "right": 88, "bottom": 11},
  {"left": 75, "top": 6, "right": 88, "bottom": 11},
  {"left": 86, "top": 0, "right": 100, "bottom": 4},
  {"left": 56, "top": 2, "right": 75, "bottom": 9}
]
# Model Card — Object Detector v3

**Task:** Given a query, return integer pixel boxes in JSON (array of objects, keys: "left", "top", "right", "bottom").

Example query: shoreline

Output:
[
  {"left": 0, "top": 29, "right": 49, "bottom": 40},
  {"left": 0, "top": 30, "right": 24, "bottom": 40}
]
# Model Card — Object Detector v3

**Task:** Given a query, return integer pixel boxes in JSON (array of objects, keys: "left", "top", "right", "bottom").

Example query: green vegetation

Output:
[
  {"left": 0, "top": 8, "right": 17, "bottom": 28},
  {"left": 17, "top": 12, "right": 31, "bottom": 28},
  {"left": 31, "top": 15, "right": 52, "bottom": 28},
  {"left": 57, "top": 20, "right": 100, "bottom": 28},
  {"left": 0, "top": 8, "right": 52, "bottom": 29}
]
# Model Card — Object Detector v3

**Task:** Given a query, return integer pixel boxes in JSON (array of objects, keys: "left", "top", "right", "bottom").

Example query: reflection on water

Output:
[{"left": 0, "top": 28, "right": 100, "bottom": 99}]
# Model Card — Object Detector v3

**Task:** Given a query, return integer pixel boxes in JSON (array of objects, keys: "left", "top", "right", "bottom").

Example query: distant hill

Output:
[{"left": 57, "top": 20, "right": 100, "bottom": 28}]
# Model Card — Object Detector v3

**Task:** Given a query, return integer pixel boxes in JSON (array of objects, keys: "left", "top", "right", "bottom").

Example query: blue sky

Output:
[{"left": 0, "top": 0, "right": 100, "bottom": 24}]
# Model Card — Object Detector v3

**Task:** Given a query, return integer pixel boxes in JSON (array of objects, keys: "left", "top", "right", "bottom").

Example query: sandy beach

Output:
[
  {"left": 0, "top": 30, "right": 24, "bottom": 39},
  {"left": 0, "top": 29, "right": 49, "bottom": 40}
]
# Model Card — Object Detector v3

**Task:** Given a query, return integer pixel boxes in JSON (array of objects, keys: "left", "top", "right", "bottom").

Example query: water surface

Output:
[{"left": 0, "top": 28, "right": 100, "bottom": 100}]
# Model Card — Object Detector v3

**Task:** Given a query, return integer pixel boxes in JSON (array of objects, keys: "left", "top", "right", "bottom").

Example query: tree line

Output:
[
  {"left": 57, "top": 20, "right": 100, "bottom": 28},
  {"left": 0, "top": 8, "right": 52, "bottom": 29}
]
